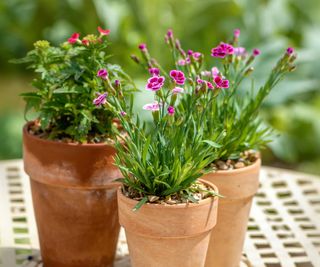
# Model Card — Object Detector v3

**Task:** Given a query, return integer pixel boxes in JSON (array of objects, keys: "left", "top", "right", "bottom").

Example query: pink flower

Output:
[
  {"left": 167, "top": 106, "right": 175, "bottom": 116},
  {"left": 97, "top": 26, "right": 111, "bottom": 36},
  {"left": 234, "top": 28, "right": 241, "bottom": 38},
  {"left": 93, "top": 93, "right": 107, "bottom": 106},
  {"left": 146, "top": 76, "right": 165, "bottom": 91},
  {"left": 82, "top": 39, "right": 89, "bottom": 46},
  {"left": 207, "top": 81, "right": 214, "bottom": 89},
  {"left": 211, "top": 42, "right": 234, "bottom": 58},
  {"left": 68, "top": 33, "right": 80, "bottom": 44},
  {"left": 167, "top": 29, "right": 173, "bottom": 38},
  {"left": 170, "top": 70, "right": 186, "bottom": 85},
  {"left": 287, "top": 47, "right": 294, "bottom": 55},
  {"left": 214, "top": 76, "right": 229, "bottom": 88},
  {"left": 138, "top": 43, "right": 147, "bottom": 51},
  {"left": 177, "top": 59, "right": 186, "bottom": 66},
  {"left": 197, "top": 78, "right": 204, "bottom": 84},
  {"left": 143, "top": 101, "right": 160, "bottom": 111},
  {"left": 149, "top": 68, "right": 160, "bottom": 76},
  {"left": 187, "top": 49, "right": 193, "bottom": 56},
  {"left": 253, "top": 48, "right": 261, "bottom": 57},
  {"left": 201, "top": 70, "right": 211, "bottom": 77},
  {"left": 211, "top": 67, "right": 220, "bottom": 77},
  {"left": 172, "top": 87, "right": 184, "bottom": 94},
  {"left": 120, "top": 111, "right": 127, "bottom": 116},
  {"left": 234, "top": 47, "right": 246, "bottom": 56},
  {"left": 97, "top": 69, "right": 108, "bottom": 79}
]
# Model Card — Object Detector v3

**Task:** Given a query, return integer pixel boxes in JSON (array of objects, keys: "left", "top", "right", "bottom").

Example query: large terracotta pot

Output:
[
  {"left": 23, "top": 122, "right": 121, "bottom": 267},
  {"left": 203, "top": 159, "right": 261, "bottom": 267},
  {"left": 118, "top": 179, "right": 219, "bottom": 267}
]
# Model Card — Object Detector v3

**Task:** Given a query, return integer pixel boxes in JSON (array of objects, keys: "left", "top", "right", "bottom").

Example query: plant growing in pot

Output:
[
  {"left": 11, "top": 27, "right": 136, "bottom": 267},
  {"left": 107, "top": 52, "right": 222, "bottom": 266},
  {"left": 130, "top": 29, "right": 297, "bottom": 267}
]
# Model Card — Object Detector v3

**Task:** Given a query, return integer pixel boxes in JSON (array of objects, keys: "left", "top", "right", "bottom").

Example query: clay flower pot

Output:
[
  {"left": 203, "top": 159, "right": 261, "bottom": 267},
  {"left": 23, "top": 122, "right": 121, "bottom": 267},
  {"left": 118, "top": 180, "right": 219, "bottom": 267}
]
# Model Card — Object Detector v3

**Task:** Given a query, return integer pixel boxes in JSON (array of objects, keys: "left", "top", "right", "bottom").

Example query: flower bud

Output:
[
  {"left": 130, "top": 55, "right": 140, "bottom": 64},
  {"left": 244, "top": 67, "right": 254, "bottom": 76}
]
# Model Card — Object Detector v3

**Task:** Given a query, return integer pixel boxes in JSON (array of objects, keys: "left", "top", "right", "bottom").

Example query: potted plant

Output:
[
  {"left": 130, "top": 29, "right": 296, "bottom": 267},
  {"left": 11, "top": 27, "right": 135, "bottom": 267},
  {"left": 107, "top": 48, "right": 221, "bottom": 266}
]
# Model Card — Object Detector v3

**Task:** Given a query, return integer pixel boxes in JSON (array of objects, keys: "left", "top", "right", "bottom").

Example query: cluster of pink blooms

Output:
[
  {"left": 177, "top": 50, "right": 202, "bottom": 66},
  {"left": 211, "top": 42, "right": 235, "bottom": 58},
  {"left": 67, "top": 26, "right": 110, "bottom": 46}
]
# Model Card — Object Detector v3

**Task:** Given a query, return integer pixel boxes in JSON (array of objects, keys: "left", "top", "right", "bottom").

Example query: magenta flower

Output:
[
  {"left": 146, "top": 76, "right": 165, "bottom": 91},
  {"left": 192, "top": 52, "right": 202, "bottom": 60},
  {"left": 97, "top": 69, "right": 108, "bottom": 79},
  {"left": 187, "top": 49, "right": 193, "bottom": 56},
  {"left": 138, "top": 43, "right": 147, "bottom": 51},
  {"left": 143, "top": 101, "right": 160, "bottom": 111},
  {"left": 149, "top": 68, "right": 160, "bottom": 76},
  {"left": 167, "top": 106, "right": 175, "bottom": 116},
  {"left": 211, "top": 42, "right": 234, "bottom": 58},
  {"left": 120, "top": 111, "right": 127, "bottom": 116},
  {"left": 234, "top": 47, "right": 246, "bottom": 56},
  {"left": 97, "top": 26, "right": 111, "bottom": 36},
  {"left": 234, "top": 29, "right": 241, "bottom": 38},
  {"left": 68, "top": 33, "right": 80, "bottom": 44},
  {"left": 197, "top": 78, "right": 204, "bottom": 84},
  {"left": 172, "top": 87, "right": 184, "bottom": 94},
  {"left": 287, "top": 47, "right": 294, "bottom": 55},
  {"left": 170, "top": 70, "right": 186, "bottom": 85},
  {"left": 167, "top": 29, "right": 173, "bottom": 38},
  {"left": 214, "top": 76, "right": 229, "bottom": 89},
  {"left": 93, "top": 92, "right": 107, "bottom": 106},
  {"left": 253, "top": 48, "right": 261, "bottom": 57},
  {"left": 207, "top": 81, "right": 214, "bottom": 89},
  {"left": 114, "top": 79, "right": 120, "bottom": 87}
]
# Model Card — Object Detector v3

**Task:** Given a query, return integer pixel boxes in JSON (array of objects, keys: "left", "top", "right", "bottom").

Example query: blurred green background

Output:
[{"left": 0, "top": 0, "right": 320, "bottom": 174}]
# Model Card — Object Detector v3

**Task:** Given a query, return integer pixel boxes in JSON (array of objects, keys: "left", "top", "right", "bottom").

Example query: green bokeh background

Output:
[{"left": 0, "top": 0, "right": 320, "bottom": 174}]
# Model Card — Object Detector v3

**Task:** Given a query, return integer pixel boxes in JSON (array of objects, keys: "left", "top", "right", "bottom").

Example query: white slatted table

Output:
[{"left": 0, "top": 160, "right": 319, "bottom": 267}]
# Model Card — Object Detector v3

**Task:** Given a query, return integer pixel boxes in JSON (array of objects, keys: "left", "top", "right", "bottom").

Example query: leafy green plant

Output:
[
  {"left": 129, "top": 29, "right": 297, "bottom": 170},
  {"left": 10, "top": 27, "right": 135, "bottom": 142},
  {"left": 110, "top": 41, "right": 223, "bottom": 209}
]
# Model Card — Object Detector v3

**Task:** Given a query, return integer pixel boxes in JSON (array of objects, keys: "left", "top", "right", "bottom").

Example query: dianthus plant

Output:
[
  {"left": 12, "top": 27, "right": 135, "bottom": 142},
  {"left": 130, "top": 29, "right": 297, "bottom": 166},
  {"left": 111, "top": 46, "right": 223, "bottom": 209}
]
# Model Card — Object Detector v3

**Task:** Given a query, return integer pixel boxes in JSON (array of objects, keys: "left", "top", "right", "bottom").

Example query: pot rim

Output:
[
  {"left": 213, "top": 157, "right": 261, "bottom": 175},
  {"left": 23, "top": 121, "right": 115, "bottom": 148},
  {"left": 118, "top": 179, "right": 219, "bottom": 210}
]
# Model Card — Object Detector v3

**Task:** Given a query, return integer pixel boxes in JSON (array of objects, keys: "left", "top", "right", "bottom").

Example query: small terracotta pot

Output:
[
  {"left": 118, "top": 179, "right": 219, "bottom": 267},
  {"left": 203, "top": 159, "right": 261, "bottom": 267},
  {"left": 23, "top": 122, "right": 121, "bottom": 267}
]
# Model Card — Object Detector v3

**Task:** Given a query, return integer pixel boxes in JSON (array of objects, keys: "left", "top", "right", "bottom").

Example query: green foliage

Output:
[
  {"left": 11, "top": 30, "right": 135, "bottom": 142},
  {"left": 112, "top": 78, "right": 221, "bottom": 201},
  {"left": 130, "top": 30, "right": 296, "bottom": 164}
]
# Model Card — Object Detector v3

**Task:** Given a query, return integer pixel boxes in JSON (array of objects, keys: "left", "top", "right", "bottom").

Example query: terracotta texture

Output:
[
  {"left": 118, "top": 180, "right": 219, "bottom": 267},
  {"left": 203, "top": 159, "right": 261, "bottom": 267},
  {"left": 23, "top": 122, "right": 121, "bottom": 267}
]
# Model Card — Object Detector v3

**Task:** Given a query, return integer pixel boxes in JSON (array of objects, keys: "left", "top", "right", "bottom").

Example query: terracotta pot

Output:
[
  {"left": 203, "top": 159, "right": 261, "bottom": 267},
  {"left": 118, "top": 179, "right": 219, "bottom": 267},
  {"left": 23, "top": 122, "right": 121, "bottom": 267}
]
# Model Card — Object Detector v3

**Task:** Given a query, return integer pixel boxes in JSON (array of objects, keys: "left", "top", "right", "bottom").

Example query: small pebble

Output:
[
  {"left": 148, "top": 195, "right": 159, "bottom": 203},
  {"left": 235, "top": 162, "right": 245, "bottom": 169}
]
